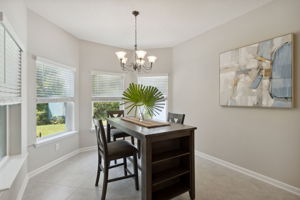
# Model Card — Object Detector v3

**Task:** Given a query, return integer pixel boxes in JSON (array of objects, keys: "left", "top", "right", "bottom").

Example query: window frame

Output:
[
  {"left": 35, "top": 57, "right": 76, "bottom": 141},
  {"left": 0, "top": 13, "right": 24, "bottom": 167},
  {"left": 91, "top": 71, "right": 125, "bottom": 129},
  {"left": 0, "top": 106, "right": 9, "bottom": 167},
  {"left": 137, "top": 74, "right": 169, "bottom": 121}
]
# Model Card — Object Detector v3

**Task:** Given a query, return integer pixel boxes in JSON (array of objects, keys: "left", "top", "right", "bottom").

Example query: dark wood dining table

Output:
[{"left": 107, "top": 117, "right": 197, "bottom": 200}]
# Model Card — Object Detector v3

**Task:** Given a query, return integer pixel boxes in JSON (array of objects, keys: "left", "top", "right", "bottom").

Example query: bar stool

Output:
[
  {"left": 93, "top": 118, "right": 139, "bottom": 200},
  {"left": 167, "top": 112, "right": 185, "bottom": 124},
  {"left": 107, "top": 110, "right": 135, "bottom": 144}
]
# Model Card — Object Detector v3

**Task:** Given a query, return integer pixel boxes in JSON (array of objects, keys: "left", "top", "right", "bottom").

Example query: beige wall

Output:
[
  {"left": 27, "top": 10, "right": 80, "bottom": 172},
  {"left": 0, "top": 0, "right": 27, "bottom": 45},
  {"left": 0, "top": 0, "right": 28, "bottom": 199},
  {"left": 78, "top": 40, "right": 127, "bottom": 148},
  {"left": 79, "top": 40, "right": 172, "bottom": 148},
  {"left": 25, "top": 9, "right": 173, "bottom": 168},
  {"left": 172, "top": 0, "right": 300, "bottom": 188}
]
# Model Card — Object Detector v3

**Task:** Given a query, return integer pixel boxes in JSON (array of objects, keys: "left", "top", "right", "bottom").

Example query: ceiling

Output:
[{"left": 25, "top": 0, "right": 272, "bottom": 49}]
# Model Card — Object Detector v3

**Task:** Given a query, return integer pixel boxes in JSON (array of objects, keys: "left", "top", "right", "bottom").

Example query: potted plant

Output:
[{"left": 122, "top": 83, "right": 165, "bottom": 121}]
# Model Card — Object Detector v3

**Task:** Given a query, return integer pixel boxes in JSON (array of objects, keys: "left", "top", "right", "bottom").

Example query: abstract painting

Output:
[{"left": 220, "top": 34, "right": 293, "bottom": 108}]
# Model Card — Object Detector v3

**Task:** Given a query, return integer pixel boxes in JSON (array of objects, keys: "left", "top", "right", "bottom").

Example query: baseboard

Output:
[
  {"left": 27, "top": 146, "right": 97, "bottom": 179},
  {"left": 27, "top": 149, "right": 80, "bottom": 179},
  {"left": 79, "top": 146, "right": 97, "bottom": 153},
  {"left": 195, "top": 151, "right": 300, "bottom": 197},
  {"left": 16, "top": 175, "right": 28, "bottom": 200}
]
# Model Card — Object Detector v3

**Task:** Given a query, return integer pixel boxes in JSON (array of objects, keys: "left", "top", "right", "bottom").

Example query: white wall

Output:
[
  {"left": 27, "top": 10, "right": 80, "bottom": 172},
  {"left": 0, "top": 0, "right": 27, "bottom": 44},
  {"left": 79, "top": 40, "right": 127, "bottom": 148},
  {"left": 0, "top": 0, "right": 28, "bottom": 199},
  {"left": 79, "top": 40, "right": 172, "bottom": 148},
  {"left": 172, "top": 0, "right": 300, "bottom": 188},
  {"left": 143, "top": 48, "right": 172, "bottom": 74}
]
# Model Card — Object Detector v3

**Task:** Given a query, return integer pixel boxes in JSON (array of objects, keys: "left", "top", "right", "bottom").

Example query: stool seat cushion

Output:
[{"left": 107, "top": 140, "right": 137, "bottom": 160}]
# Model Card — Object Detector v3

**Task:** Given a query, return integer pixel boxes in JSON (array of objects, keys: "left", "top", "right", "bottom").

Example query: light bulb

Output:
[
  {"left": 136, "top": 50, "right": 147, "bottom": 59},
  {"left": 122, "top": 57, "right": 128, "bottom": 64},
  {"left": 136, "top": 59, "right": 145, "bottom": 65},
  {"left": 115, "top": 51, "right": 127, "bottom": 60},
  {"left": 147, "top": 56, "right": 157, "bottom": 63}
]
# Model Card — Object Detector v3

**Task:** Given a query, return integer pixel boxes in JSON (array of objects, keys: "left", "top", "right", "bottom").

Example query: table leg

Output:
[
  {"left": 141, "top": 138, "right": 152, "bottom": 200},
  {"left": 189, "top": 132, "right": 195, "bottom": 200}
]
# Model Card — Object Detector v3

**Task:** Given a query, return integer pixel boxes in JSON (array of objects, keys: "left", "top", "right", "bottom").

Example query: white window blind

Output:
[
  {"left": 36, "top": 59, "right": 75, "bottom": 103},
  {"left": 138, "top": 75, "right": 168, "bottom": 96},
  {"left": 0, "top": 23, "right": 22, "bottom": 105},
  {"left": 91, "top": 72, "right": 124, "bottom": 101}
]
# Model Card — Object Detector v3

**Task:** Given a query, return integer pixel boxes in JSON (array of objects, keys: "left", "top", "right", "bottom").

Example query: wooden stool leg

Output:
[
  {"left": 130, "top": 136, "right": 135, "bottom": 145},
  {"left": 95, "top": 162, "right": 101, "bottom": 187},
  {"left": 95, "top": 154, "right": 102, "bottom": 186},
  {"left": 113, "top": 136, "right": 117, "bottom": 164},
  {"left": 133, "top": 154, "right": 139, "bottom": 191},
  {"left": 137, "top": 140, "right": 141, "bottom": 159},
  {"left": 95, "top": 165, "right": 101, "bottom": 186},
  {"left": 124, "top": 157, "right": 128, "bottom": 176},
  {"left": 101, "top": 163, "right": 109, "bottom": 200}
]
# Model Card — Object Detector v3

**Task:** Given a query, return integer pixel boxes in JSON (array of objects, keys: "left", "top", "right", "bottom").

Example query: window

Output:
[
  {"left": 91, "top": 72, "right": 124, "bottom": 126},
  {"left": 0, "top": 23, "right": 22, "bottom": 105},
  {"left": 0, "top": 21, "right": 22, "bottom": 162},
  {"left": 138, "top": 75, "right": 168, "bottom": 121},
  {"left": 36, "top": 58, "right": 75, "bottom": 139}
]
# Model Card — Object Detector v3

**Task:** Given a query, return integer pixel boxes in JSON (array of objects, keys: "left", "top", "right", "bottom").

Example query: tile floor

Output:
[{"left": 22, "top": 150, "right": 300, "bottom": 200}]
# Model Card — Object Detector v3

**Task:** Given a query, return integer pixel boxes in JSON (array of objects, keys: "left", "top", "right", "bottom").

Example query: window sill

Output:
[
  {"left": 0, "top": 153, "right": 27, "bottom": 191},
  {"left": 0, "top": 156, "right": 9, "bottom": 169},
  {"left": 34, "top": 130, "right": 78, "bottom": 148}
]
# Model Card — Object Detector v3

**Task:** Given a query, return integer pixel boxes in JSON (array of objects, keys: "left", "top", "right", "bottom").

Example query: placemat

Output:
[{"left": 121, "top": 117, "right": 170, "bottom": 128}]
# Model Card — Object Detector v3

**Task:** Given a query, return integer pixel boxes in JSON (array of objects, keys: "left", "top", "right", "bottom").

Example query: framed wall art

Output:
[{"left": 219, "top": 34, "right": 293, "bottom": 108}]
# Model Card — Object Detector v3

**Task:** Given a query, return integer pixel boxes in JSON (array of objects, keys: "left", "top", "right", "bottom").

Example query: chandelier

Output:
[{"left": 115, "top": 11, "right": 157, "bottom": 72}]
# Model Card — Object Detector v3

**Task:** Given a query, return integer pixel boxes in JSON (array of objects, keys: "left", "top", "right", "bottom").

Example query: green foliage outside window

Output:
[
  {"left": 93, "top": 102, "right": 120, "bottom": 125},
  {"left": 36, "top": 103, "right": 66, "bottom": 137}
]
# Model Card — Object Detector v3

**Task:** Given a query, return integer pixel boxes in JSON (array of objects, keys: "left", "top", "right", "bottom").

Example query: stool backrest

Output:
[
  {"left": 93, "top": 118, "right": 108, "bottom": 159},
  {"left": 107, "top": 110, "right": 124, "bottom": 118},
  {"left": 167, "top": 112, "right": 185, "bottom": 124},
  {"left": 107, "top": 110, "right": 124, "bottom": 129}
]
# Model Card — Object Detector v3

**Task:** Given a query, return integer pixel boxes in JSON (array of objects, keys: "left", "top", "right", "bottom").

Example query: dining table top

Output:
[{"left": 107, "top": 117, "right": 197, "bottom": 139}]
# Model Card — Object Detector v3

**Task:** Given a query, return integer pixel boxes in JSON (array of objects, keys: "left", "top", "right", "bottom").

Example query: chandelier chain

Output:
[{"left": 135, "top": 13, "right": 137, "bottom": 51}]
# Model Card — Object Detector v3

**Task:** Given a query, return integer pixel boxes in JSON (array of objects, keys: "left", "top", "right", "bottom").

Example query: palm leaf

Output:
[{"left": 122, "top": 83, "right": 165, "bottom": 118}]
